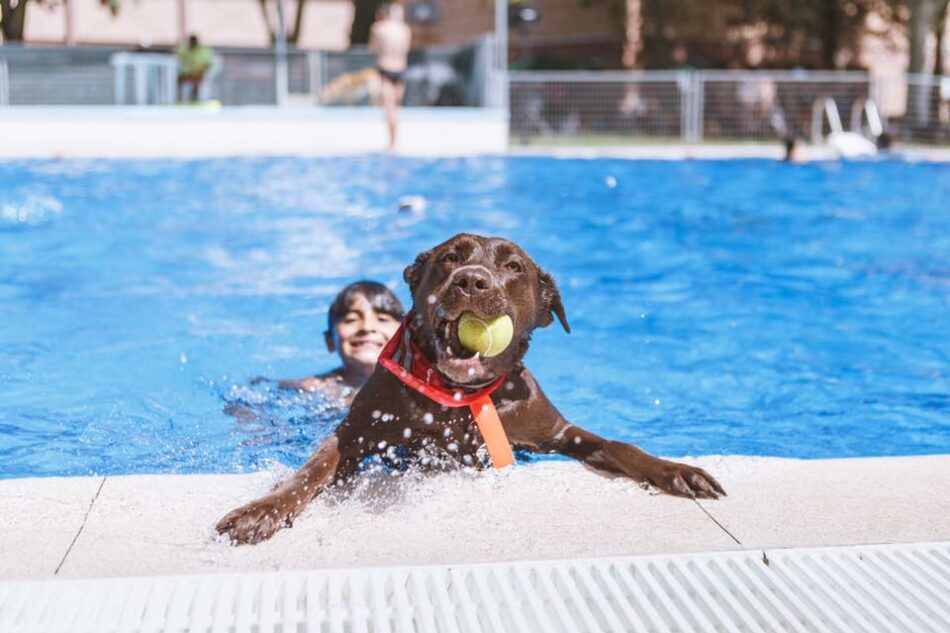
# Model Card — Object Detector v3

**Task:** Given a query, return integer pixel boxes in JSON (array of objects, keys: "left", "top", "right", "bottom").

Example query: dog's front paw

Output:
[
  {"left": 215, "top": 494, "right": 295, "bottom": 545},
  {"left": 649, "top": 461, "right": 726, "bottom": 500}
]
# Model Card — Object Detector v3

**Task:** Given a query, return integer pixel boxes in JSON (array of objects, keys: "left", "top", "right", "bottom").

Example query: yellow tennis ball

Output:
[{"left": 458, "top": 312, "right": 513, "bottom": 357}]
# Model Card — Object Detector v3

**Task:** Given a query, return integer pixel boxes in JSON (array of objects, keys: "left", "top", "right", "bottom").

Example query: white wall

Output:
[
  {"left": 0, "top": 107, "right": 509, "bottom": 158},
  {"left": 22, "top": 0, "right": 353, "bottom": 50}
]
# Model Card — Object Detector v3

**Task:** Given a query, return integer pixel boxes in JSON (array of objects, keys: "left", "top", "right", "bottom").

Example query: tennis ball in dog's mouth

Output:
[{"left": 457, "top": 312, "right": 514, "bottom": 357}]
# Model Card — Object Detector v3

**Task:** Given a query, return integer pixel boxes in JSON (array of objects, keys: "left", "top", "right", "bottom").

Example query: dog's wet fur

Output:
[{"left": 217, "top": 234, "right": 725, "bottom": 545}]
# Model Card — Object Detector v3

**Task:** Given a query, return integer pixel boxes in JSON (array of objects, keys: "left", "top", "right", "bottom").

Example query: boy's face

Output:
[{"left": 329, "top": 293, "right": 400, "bottom": 367}]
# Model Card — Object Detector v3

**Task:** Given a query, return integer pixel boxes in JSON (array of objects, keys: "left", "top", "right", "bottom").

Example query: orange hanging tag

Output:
[{"left": 469, "top": 395, "right": 515, "bottom": 469}]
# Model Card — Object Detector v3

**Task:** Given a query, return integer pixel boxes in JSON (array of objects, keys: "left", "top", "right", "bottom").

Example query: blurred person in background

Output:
[
  {"left": 783, "top": 134, "right": 802, "bottom": 162},
  {"left": 369, "top": 3, "right": 412, "bottom": 151},
  {"left": 176, "top": 34, "right": 213, "bottom": 103}
]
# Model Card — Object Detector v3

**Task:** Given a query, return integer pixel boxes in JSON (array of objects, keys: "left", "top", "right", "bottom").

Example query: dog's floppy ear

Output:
[
  {"left": 537, "top": 270, "right": 570, "bottom": 333},
  {"left": 403, "top": 249, "right": 431, "bottom": 294}
]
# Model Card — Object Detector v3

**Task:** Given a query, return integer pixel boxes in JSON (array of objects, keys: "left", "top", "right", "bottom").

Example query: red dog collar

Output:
[
  {"left": 378, "top": 314, "right": 506, "bottom": 407},
  {"left": 378, "top": 313, "right": 514, "bottom": 468}
]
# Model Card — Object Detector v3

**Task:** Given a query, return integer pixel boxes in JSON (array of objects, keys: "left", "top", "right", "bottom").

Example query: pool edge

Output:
[{"left": 2, "top": 454, "right": 948, "bottom": 581}]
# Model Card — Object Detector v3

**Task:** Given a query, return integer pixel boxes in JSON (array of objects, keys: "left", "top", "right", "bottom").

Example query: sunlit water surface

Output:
[{"left": 1, "top": 157, "right": 948, "bottom": 478}]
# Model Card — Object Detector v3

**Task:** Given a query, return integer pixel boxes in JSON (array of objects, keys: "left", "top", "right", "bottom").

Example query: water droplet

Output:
[
  {"left": 443, "top": 428, "right": 452, "bottom": 437},
  {"left": 654, "top": 399, "right": 661, "bottom": 406},
  {"left": 423, "top": 412, "right": 434, "bottom": 424},
  {"left": 403, "top": 427, "right": 412, "bottom": 439},
  {"left": 427, "top": 294, "right": 437, "bottom": 305},
  {"left": 605, "top": 175, "right": 617, "bottom": 188},
  {"left": 447, "top": 442, "right": 459, "bottom": 452},
  {"left": 372, "top": 410, "right": 381, "bottom": 419},
  {"left": 377, "top": 440, "right": 387, "bottom": 449},
  {"left": 179, "top": 353, "right": 188, "bottom": 364},
  {"left": 453, "top": 391, "right": 463, "bottom": 401},
  {"left": 573, "top": 436, "right": 582, "bottom": 444},
  {"left": 505, "top": 381, "right": 514, "bottom": 391}
]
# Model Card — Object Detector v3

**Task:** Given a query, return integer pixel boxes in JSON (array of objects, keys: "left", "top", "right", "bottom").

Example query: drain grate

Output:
[{"left": 2, "top": 541, "right": 949, "bottom": 632}]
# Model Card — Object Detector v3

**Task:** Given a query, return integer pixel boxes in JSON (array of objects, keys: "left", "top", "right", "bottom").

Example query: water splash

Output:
[{"left": 0, "top": 194, "right": 63, "bottom": 228}]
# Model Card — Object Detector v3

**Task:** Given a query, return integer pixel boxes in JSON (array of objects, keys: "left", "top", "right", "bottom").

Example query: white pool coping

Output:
[
  {"left": 0, "top": 106, "right": 510, "bottom": 158},
  {"left": 510, "top": 143, "right": 950, "bottom": 162},
  {"left": 1, "top": 455, "right": 947, "bottom": 581}
]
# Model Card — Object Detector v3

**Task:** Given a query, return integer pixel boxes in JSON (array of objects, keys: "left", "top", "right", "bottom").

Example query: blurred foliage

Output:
[
  {"left": 2, "top": 0, "right": 945, "bottom": 74},
  {"left": 639, "top": 0, "right": 903, "bottom": 69},
  {"left": 349, "top": 0, "right": 384, "bottom": 46},
  {"left": 1, "top": 0, "right": 32, "bottom": 42},
  {"left": 590, "top": 0, "right": 947, "bottom": 71},
  {"left": 1, "top": 0, "right": 117, "bottom": 42},
  {"left": 1, "top": 0, "right": 311, "bottom": 45}
]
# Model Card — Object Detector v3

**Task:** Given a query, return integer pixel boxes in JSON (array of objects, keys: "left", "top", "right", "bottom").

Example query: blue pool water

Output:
[{"left": 1, "top": 157, "right": 948, "bottom": 478}]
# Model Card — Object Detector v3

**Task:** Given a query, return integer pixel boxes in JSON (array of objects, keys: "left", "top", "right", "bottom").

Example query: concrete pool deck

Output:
[
  {"left": 2, "top": 455, "right": 948, "bottom": 581},
  {"left": 2, "top": 106, "right": 949, "bottom": 161}
]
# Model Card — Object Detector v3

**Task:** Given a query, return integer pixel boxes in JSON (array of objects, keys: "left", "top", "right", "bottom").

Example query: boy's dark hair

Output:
[{"left": 327, "top": 281, "right": 405, "bottom": 333}]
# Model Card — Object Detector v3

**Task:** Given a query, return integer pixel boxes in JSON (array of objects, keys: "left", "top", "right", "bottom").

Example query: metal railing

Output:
[
  {"left": 697, "top": 70, "right": 873, "bottom": 143},
  {"left": 510, "top": 71, "right": 689, "bottom": 143},
  {"left": 510, "top": 70, "right": 950, "bottom": 146},
  {"left": 0, "top": 59, "right": 8, "bottom": 106},
  {"left": 0, "top": 37, "right": 497, "bottom": 108},
  {"left": 2, "top": 47, "right": 947, "bottom": 147},
  {"left": 902, "top": 74, "right": 950, "bottom": 144}
]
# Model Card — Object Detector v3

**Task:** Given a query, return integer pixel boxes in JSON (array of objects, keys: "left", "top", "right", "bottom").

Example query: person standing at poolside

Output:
[
  {"left": 368, "top": 3, "right": 412, "bottom": 151},
  {"left": 175, "top": 34, "right": 214, "bottom": 103}
]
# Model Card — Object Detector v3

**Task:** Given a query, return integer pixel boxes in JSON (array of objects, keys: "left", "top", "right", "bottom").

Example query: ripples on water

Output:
[{"left": 0, "top": 157, "right": 948, "bottom": 478}]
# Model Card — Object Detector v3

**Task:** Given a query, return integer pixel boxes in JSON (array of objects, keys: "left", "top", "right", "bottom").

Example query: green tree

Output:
[
  {"left": 906, "top": 0, "right": 945, "bottom": 124},
  {"left": 595, "top": 0, "right": 923, "bottom": 70},
  {"left": 640, "top": 0, "right": 899, "bottom": 69},
  {"left": 907, "top": 0, "right": 944, "bottom": 73},
  {"left": 934, "top": 0, "right": 949, "bottom": 74},
  {"left": 256, "top": 0, "right": 311, "bottom": 44},
  {"left": 0, "top": 0, "right": 31, "bottom": 41},
  {"left": 349, "top": 0, "right": 383, "bottom": 46},
  {"left": 1, "top": 0, "right": 118, "bottom": 42}
]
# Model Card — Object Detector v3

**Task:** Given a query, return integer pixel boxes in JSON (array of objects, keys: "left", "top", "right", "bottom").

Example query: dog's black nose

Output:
[{"left": 452, "top": 267, "right": 492, "bottom": 296}]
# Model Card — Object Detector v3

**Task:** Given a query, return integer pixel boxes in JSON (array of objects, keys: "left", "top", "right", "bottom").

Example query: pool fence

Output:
[
  {"left": 509, "top": 69, "right": 950, "bottom": 147},
  {"left": 0, "top": 37, "right": 502, "bottom": 110},
  {"left": 1, "top": 42, "right": 948, "bottom": 147}
]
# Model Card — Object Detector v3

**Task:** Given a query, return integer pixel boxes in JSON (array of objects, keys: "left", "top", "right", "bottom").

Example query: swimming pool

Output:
[{"left": 1, "top": 156, "right": 948, "bottom": 478}]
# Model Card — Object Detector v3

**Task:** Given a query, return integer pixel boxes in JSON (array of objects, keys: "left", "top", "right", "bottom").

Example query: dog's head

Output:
[{"left": 403, "top": 233, "right": 569, "bottom": 386}]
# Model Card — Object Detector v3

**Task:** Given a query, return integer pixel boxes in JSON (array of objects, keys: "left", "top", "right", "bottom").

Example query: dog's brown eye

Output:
[
  {"left": 506, "top": 261, "right": 523, "bottom": 273},
  {"left": 442, "top": 252, "right": 460, "bottom": 264}
]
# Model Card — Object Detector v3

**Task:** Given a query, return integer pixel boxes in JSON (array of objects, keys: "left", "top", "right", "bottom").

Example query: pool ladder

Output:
[{"left": 810, "top": 96, "right": 882, "bottom": 157}]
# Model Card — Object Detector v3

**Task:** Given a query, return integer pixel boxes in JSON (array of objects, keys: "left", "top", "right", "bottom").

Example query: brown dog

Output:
[{"left": 217, "top": 234, "right": 725, "bottom": 544}]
